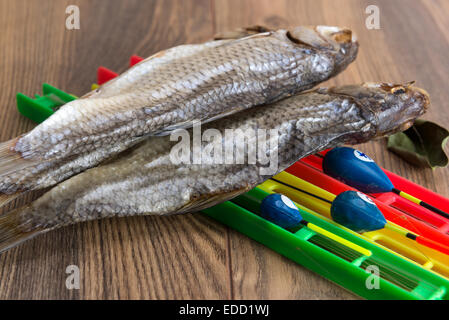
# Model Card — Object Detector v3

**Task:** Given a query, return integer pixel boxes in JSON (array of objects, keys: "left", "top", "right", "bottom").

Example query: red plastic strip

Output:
[
  {"left": 300, "top": 154, "right": 449, "bottom": 230},
  {"left": 96, "top": 56, "right": 143, "bottom": 86},
  {"left": 386, "top": 169, "right": 449, "bottom": 213},
  {"left": 97, "top": 66, "right": 118, "bottom": 85},
  {"left": 287, "top": 160, "right": 449, "bottom": 249},
  {"left": 130, "top": 55, "right": 144, "bottom": 66}
]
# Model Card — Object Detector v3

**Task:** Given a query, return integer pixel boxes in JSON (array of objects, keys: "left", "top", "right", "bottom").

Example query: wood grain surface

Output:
[{"left": 0, "top": 0, "right": 447, "bottom": 299}]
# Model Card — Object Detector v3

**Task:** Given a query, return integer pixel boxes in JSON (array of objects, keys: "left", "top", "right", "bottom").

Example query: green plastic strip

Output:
[
  {"left": 202, "top": 188, "right": 449, "bottom": 300},
  {"left": 16, "top": 83, "right": 449, "bottom": 300},
  {"left": 16, "top": 83, "right": 76, "bottom": 123}
]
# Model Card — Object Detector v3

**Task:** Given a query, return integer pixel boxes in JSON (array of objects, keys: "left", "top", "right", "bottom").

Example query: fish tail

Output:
[
  {"left": 0, "top": 206, "right": 44, "bottom": 253},
  {"left": 0, "top": 136, "right": 38, "bottom": 177},
  {"left": 0, "top": 192, "right": 23, "bottom": 210}
]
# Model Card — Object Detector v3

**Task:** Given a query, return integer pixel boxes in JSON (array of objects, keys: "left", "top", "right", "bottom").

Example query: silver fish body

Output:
[
  {"left": 0, "top": 41, "right": 237, "bottom": 195},
  {"left": 0, "top": 82, "right": 428, "bottom": 252},
  {"left": 0, "top": 26, "right": 358, "bottom": 199},
  {"left": 19, "top": 26, "right": 357, "bottom": 160},
  {"left": 0, "top": 26, "right": 357, "bottom": 187}
]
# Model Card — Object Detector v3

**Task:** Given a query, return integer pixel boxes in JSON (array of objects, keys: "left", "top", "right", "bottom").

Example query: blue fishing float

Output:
[
  {"left": 260, "top": 191, "right": 442, "bottom": 254},
  {"left": 323, "top": 147, "right": 393, "bottom": 193},
  {"left": 331, "top": 191, "right": 386, "bottom": 233},
  {"left": 260, "top": 193, "right": 303, "bottom": 229},
  {"left": 323, "top": 146, "right": 449, "bottom": 219}
]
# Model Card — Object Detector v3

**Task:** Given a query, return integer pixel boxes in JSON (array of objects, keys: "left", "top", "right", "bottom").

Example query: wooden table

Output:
[{"left": 0, "top": 0, "right": 447, "bottom": 299}]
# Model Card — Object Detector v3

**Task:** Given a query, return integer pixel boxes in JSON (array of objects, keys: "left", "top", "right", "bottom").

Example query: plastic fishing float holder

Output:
[{"left": 14, "top": 55, "right": 449, "bottom": 300}]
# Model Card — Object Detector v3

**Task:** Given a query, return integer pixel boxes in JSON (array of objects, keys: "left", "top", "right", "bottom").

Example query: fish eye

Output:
[{"left": 391, "top": 87, "right": 406, "bottom": 95}]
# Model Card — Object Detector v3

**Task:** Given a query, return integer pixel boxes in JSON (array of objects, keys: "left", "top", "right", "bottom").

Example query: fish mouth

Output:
[
  {"left": 315, "top": 26, "right": 357, "bottom": 44},
  {"left": 409, "top": 86, "right": 430, "bottom": 111},
  {"left": 285, "top": 25, "right": 358, "bottom": 74},
  {"left": 372, "top": 82, "right": 430, "bottom": 138},
  {"left": 286, "top": 26, "right": 358, "bottom": 50},
  {"left": 377, "top": 120, "right": 415, "bottom": 138},
  {"left": 322, "top": 82, "right": 430, "bottom": 139}
]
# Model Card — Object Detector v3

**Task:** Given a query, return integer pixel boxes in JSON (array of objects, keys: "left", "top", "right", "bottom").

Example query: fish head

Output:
[
  {"left": 374, "top": 82, "right": 429, "bottom": 136},
  {"left": 285, "top": 26, "right": 359, "bottom": 72},
  {"left": 325, "top": 82, "right": 430, "bottom": 141}
]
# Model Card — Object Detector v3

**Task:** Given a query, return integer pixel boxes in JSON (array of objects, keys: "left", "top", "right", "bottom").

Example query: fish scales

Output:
[
  {"left": 18, "top": 32, "right": 333, "bottom": 159},
  {"left": 6, "top": 83, "right": 428, "bottom": 240},
  {"left": 0, "top": 26, "right": 358, "bottom": 198}
]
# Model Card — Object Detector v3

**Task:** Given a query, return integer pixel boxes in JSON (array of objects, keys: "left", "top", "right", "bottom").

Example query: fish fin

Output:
[
  {"left": 0, "top": 206, "right": 45, "bottom": 253},
  {"left": 153, "top": 106, "right": 249, "bottom": 137},
  {"left": 0, "top": 137, "right": 39, "bottom": 177},
  {"left": 214, "top": 25, "right": 273, "bottom": 40},
  {"left": 151, "top": 119, "right": 202, "bottom": 136},
  {"left": 176, "top": 186, "right": 253, "bottom": 214},
  {"left": 200, "top": 107, "right": 248, "bottom": 125}
]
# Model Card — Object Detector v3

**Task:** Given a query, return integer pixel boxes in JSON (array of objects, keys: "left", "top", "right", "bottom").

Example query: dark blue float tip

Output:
[{"left": 260, "top": 193, "right": 303, "bottom": 230}]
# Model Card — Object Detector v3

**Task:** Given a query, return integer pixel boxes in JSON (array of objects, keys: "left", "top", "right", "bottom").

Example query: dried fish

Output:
[
  {"left": 0, "top": 82, "right": 429, "bottom": 252},
  {"left": 0, "top": 26, "right": 358, "bottom": 201}
]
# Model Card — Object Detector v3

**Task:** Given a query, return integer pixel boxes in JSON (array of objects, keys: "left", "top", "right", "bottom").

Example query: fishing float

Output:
[
  {"left": 331, "top": 190, "right": 449, "bottom": 255},
  {"left": 322, "top": 147, "right": 449, "bottom": 220},
  {"left": 267, "top": 178, "right": 449, "bottom": 256},
  {"left": 262, "top": 193, "right": 324, "bottom": 232},
  {"left": 260, "top": 193, "right": 371, "bottom": 257},
  {"left": 332, "top": 191, "right": 418, "bottom": 238}
]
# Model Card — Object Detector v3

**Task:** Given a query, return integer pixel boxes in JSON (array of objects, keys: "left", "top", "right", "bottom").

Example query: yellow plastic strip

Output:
[
  {"left": 307, "top": 222, "right": 372, "bottom": 257},
  {"left": 273, "top": 171, "right": 336, "bottom": 202},
  {"left": 257, "top": 179, "right": 372, "bottom": 257},
  {"left": 258, "top": 172, "right": 449, "bottom": 278}
]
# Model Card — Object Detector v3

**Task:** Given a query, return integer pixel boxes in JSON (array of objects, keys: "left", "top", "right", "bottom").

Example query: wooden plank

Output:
[
  {"left": 0, "top": 0, "right": 448, "bottom": 300},
  {"left": 214, "top": 0, "right": 449, "bottom": 299},
  {"left": 356, "top": 0, "right": 449, "bottom": 197},
  {"left": 0, "top": 0, "right": 229, "bottom": 299}
]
